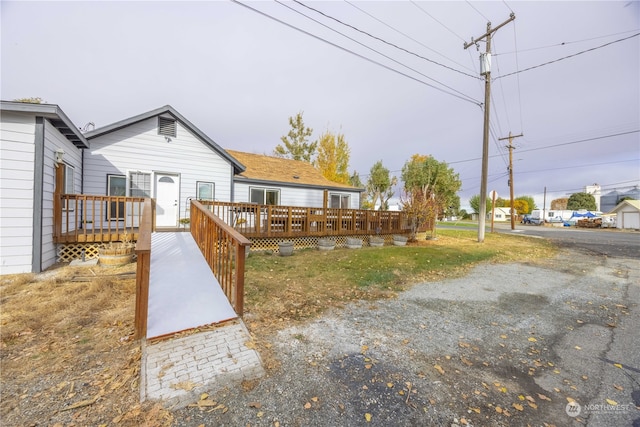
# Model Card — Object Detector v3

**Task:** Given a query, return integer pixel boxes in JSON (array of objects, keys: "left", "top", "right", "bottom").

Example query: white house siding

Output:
[
  {"left": 616, "top": 205, "right": 640, "bottom": 229},
  {"left": 234, "top": 182, "right": 360, "bottom": 209},
  {"left": 0, "top": 112, "right": 36, "bottom": 274},
  {"left": 84, "top": 117, "right": 234, "bottom": 223},
  {"left": 42, "top": 121, "right": 83, "bottom": 270}
]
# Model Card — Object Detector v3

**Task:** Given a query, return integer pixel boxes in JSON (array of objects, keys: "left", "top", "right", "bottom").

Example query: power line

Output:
[
  {"left": 495, "top": 33, "right": 640, "bottom": 80},
  {"left": 344, "top": 0, "right": 476, "bottom": 73},
  {"left": 230, "top": 0, "right": 482, "bottom": 106},
  {"left": 465, "top": 1, "right": 491, "bottom": 22},
  {"left": 276, "top": 0, "right": 480, "bottom": 103},
  {"left": 294, "top": 0, "right": 480, "bottom": 79},
  {"left": 410, "top": 1, "right": 467, "bottom": 43},
  {"left": 495, "top": 29, "right": 640, "bottom": 56},
  {"left": 518, "top": 158, "right": 639, "bottom": 175},
  {"left": 447, "top": 129, "right": 639, "bottom": 165}
]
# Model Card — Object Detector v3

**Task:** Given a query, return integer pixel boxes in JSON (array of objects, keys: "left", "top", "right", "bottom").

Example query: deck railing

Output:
[
  {"left": 134, "top": 198, "right": 154, "bottom": 340},
  {"left": 200, "top": 201, "right": 409, "bottom": 238},
  {"left": 190, "top": 200, "right": 251, "bottom": 316},
  {"left": 54, "top": 194, "right": 147, "bottom": 243}
]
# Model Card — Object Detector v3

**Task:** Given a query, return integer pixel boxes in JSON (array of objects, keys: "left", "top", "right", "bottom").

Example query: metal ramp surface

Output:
[{"left": 147, "top": 232, "right": 237, "bottom": 339}]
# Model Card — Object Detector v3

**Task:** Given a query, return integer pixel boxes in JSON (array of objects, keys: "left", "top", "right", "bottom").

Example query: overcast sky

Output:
[{"left": 2, "top": 1, "right": 639, "bottom": 211}]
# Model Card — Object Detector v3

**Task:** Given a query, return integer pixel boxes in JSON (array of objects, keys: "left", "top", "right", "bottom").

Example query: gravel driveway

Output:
[{"left": 173, "top": 249, "right": 640, "bottom": 426}]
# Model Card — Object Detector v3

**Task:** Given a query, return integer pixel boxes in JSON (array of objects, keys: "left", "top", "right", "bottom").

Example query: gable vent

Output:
[{"left": 158, "top": 116, "right": 177, "bottom": 137}]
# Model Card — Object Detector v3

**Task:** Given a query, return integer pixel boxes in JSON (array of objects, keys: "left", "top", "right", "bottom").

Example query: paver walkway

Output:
[{"left": 141, "top": 320, "right": 263, "bottom": 409}]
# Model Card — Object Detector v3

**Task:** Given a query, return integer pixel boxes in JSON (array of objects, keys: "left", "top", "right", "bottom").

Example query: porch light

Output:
[{"left": 55, "top": 148, "right": 65, "bottom": 164}]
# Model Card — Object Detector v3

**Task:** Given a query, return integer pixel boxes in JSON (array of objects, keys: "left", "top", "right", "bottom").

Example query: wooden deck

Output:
[{"left": 146, "top": 232, "right": 237, "bottom": 339}]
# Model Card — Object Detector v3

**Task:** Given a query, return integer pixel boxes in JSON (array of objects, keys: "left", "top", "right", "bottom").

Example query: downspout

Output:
[{"left": 33, "top": 117, "right": 45, "bottom": 273}]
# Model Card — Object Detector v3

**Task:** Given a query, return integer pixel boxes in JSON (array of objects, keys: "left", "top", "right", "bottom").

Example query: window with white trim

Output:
[
  {"left": 250, "top": 187, "right": 280, "bottom": 205},
  {"left": 330, "top": 193, "right": 350, "bottom": 209},
  {"left": 107, "top": 175, "right": 126, "bottom": 220},
  {"left": 197, "top": 181, "right": 215, "bottom": 201},
  {"left": 62, "top": 163, "right": 75, "bottom": 211},
  {"left": 129, "top": 172, "right": 151, "bottom": 198}
]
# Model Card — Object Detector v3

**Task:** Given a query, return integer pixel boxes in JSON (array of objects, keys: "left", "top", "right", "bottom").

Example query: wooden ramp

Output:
[{"left": 147, "top": 232, "right": 237, "bottom": 339}]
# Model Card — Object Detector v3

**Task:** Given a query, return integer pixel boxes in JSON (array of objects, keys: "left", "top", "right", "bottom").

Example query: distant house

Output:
[
  {"left": 0, "top": 101, "right": 88, "bottom": 274},
  {"left": 609, "top": 200, "right": 640, "bottom": 230},
  {"left": 84, "top": 105, "right": 245, "bottom": 228},
  {"left": 226, "top": 150, "right": 362, "bottom": 209},
  {"left": 487, "top": 207, "right": 512, "bottom": 222}
]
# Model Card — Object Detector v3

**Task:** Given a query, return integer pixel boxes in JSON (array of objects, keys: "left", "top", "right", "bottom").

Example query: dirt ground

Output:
[
  {"left": 170, "top": 250, "right": 640, "bottom": 427},
  {"left": 2, "top": 246, "right": 639, "bottom": 426}
]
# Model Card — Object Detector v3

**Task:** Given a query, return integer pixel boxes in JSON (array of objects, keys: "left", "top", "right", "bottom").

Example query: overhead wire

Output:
[
  {"left": 495, "top": 29, "right": 640, "bottom": 56},
  {"left": 409, "top": 0, "right": 468, "bottom": 43},
  {"left": 233, "top": 0, "right": 482, "bottom": 106},
  {"left": 494, "top": 33, "right": 640, "bottom": 80},
  {"left": 275, "top": 0, "right": 481, "bottom": 104},
  {"left": 344, "top": 0, "right": 476, "bottom": 73},
  {"left": 294, "top": 0, "right": 481, "bottom": 79},
  {"left": 465, "top": 0, "right": 491, "bottom": 22}
]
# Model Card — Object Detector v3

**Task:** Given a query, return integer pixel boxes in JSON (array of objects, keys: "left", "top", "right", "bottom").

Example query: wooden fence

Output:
[
  {"left": 190, "top": 200, "right": 252, "bottom": 316},
  {"left": 200, "top": 201, "right": 409, "bottom": 238}
]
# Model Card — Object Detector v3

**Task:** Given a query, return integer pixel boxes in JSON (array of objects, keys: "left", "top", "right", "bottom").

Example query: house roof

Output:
[
  {"left": 609, "top": 199, "right": 640, "bottom": 214},
  {"left": 226, "top": 150, "right": 364, "bottom": 192},
  {"left": 0, "top": 101, "right": 88, "bottom": 148},
  {"left": 84, "top": 105, "right": 245, "bottom": 174}
]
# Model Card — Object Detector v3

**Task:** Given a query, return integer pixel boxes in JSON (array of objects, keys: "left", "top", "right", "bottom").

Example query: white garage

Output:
[{"left": 610, "top": 200, "right": 640, "bottom": 230}]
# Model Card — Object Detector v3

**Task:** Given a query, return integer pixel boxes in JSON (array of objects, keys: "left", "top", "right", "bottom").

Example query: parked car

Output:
[{"left": 521, "top": 214, "right": 532, "bottom": 224}]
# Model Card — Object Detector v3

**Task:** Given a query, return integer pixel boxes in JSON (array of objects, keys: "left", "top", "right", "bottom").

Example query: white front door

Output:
[{"left": 155, "top": 173, "right": 179, "bottom": 227}]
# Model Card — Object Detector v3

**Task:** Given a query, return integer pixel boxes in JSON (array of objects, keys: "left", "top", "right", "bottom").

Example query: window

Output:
[
  {"left": 129, "top": 172, "right": 151, "bottom": 197},
  {"left": 250, "top": 187, "right": 280, "bottom": 205},
  {"left": 62, "top": 163, "right": 75, "bottom": 211},
  {"left": 108, "top": 175, "right": 126, "bottom": 220},
  {"left": 197, "top": 181, "right": 215, "bottom": 201},
  {"left": 330, "top": 193, "right": 350, "bottom": 209},
  {"left": 64, "top": 164, "right": 75, "bottom": 194},
  {"left": 158, "top": 116, "right": 177, "bottom": 137}
]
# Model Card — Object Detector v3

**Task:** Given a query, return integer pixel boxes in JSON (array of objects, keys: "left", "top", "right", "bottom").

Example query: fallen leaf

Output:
[
  {"left": 538, "top": 393, "right": 551, "bottom": 401},
  {"left": 197, "top": 399, "right": 219, "bottom": 408},
  {"left": 500, "top": 334, "right": 508, "bottom": 339},
  {"left": 606, "top": 399, "right": 618, "bottom": 406},
  {"left": 613, "top": 363, "right": 623, "bottom": 369},
  {"left": 434, "top": 365, "right": 445, "bottom": 375},
  {"left": 364, "top": 364, "right": 372, "bottom": 369},
  {"left": 513, "top": 403, "right": 524, "bottom": 411},
  {"left": 500, "top": 387, "right": 507, "bottom": 394},
  {"left": 171, "top": 381, "right": 198, "bottom": 391},
  {"left": 387, "top": 383, "right": 394, "bottom": 388},
  {"left": 361, "top": 345, "right": 369, "bottom": 354},
  {"left": 495, "top": 406, "right": 503, "bottom": 414},
  {"left": 469, "top": 407, "right": 481, "bottom": 414},
  {"left": 244, "top": 340, "right": 257, "bottom": 349},
  {"left": 365, "top": 413, "right": 372, "bottom": 422},
  {"left": 527, "top": 402, "right": 538, "bottom": 409},
  {"left": 304, "top": 402, "right": 311, "bottom": 409},
  {"left": 518, "top": 395, "right": 525, "bottom": 401},
  {"left": 528, "top": 337, "right": 537, "bottom": 342},
  {"left": 574, "top": 346, "right": 582, "bottom": 350},
  {"left": 460, "top": 417, "right": 468, "bottom": 425},
  {"left": 248, "top": 402, "right": 262, "bottom": 409},
  {"left": 460, "top": 356, "right": 473, "bottom": 366},
  {"left": 566, "top": 397, "right": 575, "bottom": 403},
  {"left": 613, "top": 384, "right": 624, "bottom": 391},
  {"left": 257, "top": 411, "right": 264, "bottom": 418},
  {"left": 311, "top": 396, "right": 319, "bottom": 402},
  {"left": 200, "top": 393, "right": 209, "bottom": 400},
  {"left": 525, "top": 395, "right": 536, "bottom": 403}
]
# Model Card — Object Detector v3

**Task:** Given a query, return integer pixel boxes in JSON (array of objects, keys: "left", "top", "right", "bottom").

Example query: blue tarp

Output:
[{"left": 571, "top": 211, "right": 596, "bottom": 218}]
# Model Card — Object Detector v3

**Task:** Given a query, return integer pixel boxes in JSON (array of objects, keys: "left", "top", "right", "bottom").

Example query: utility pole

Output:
[
  {"left": 499, "top": 132, "right": 523, "bottom": 230},
  {"left": 464, "top": 13, "right": 515, "bottom": 243}
]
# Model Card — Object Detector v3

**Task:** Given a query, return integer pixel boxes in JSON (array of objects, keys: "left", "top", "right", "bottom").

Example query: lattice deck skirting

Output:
[
  {"left": 57, "top": 243, "right": 102, "bottom": 263},
  {"left": 247, "top": 234, "right": 397, "bottom": 252},
  {"left": 57, "top": 233, "right": 406, "bottom": 262}
]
